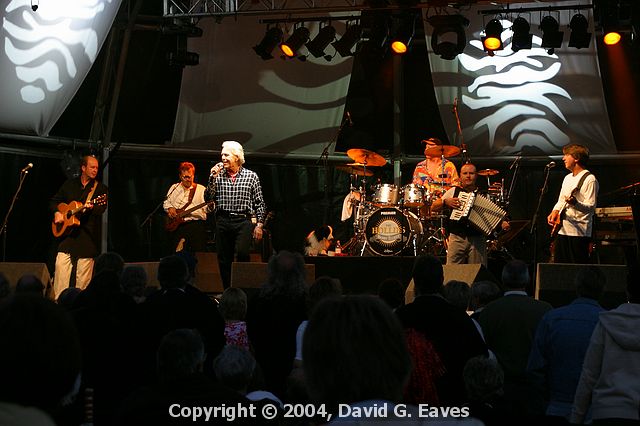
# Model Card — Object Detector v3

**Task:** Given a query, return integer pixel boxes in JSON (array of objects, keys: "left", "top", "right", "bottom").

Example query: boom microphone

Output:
[
  {"left": 545, "top": 161, "right": 556, "bottom": 169},
  {"left": 21, "top": 163, "right": 33, "bottom": 173}
]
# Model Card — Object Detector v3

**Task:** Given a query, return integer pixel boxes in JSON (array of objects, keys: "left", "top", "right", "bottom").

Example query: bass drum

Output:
[{"left": 365, "top": 207, "right": 423, "bottom": 256}]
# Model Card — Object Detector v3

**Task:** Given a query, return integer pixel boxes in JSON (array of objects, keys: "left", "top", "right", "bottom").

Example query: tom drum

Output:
[{"left": 372, "top": 184, "right": 399, "bottom": 207}]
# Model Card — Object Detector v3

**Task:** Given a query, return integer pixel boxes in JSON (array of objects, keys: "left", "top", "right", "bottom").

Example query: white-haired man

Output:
[{"left": 206, "top": 141, "right": 266, "bottom": 289}]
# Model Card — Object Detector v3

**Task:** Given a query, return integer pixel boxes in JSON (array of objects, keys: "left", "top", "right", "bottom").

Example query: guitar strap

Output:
[
  {"left": 180, "top": 185, "right": 196, "bottom": 210},
  {"left": 573, "top": 171, "right": 592, "bottom": 198},
  {"left": 85, "top": 181, "right": 98, "bottom": 204}
]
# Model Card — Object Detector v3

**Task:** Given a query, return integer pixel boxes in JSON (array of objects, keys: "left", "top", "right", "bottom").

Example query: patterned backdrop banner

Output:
[
  {"left": 0, "top": 0, "right": 121, "bottom": 136},
  {"left": 172, "top": 16, "right": 355, "bottom": 155},
  {"left": 425, "top": 0, "right": 616, "bottom": 156}
]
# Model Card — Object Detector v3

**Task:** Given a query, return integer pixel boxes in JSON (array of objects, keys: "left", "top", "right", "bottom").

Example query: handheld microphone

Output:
[
  {"left": 210, "top": 162, "right": 224, "bottom": 177},
  {"left": 509, "top": 156, "right": 521, "bottom": 171},
  {"left": 346, "top": 111, "right": 353, "bottom": 126},
  {"left": 545, "top": 161, "right": 556, "bottom": 169},
  {"left": 21, "top": 163, "right": 33, "bottom": 173}
]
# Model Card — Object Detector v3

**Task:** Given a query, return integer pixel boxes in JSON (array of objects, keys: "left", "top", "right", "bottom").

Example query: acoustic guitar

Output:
[
  {"left": 51, "top": 194, "right": 108, "bottom": 237},
  {"left": 549, "top": 189, "right": 579, "bottom": 238},
  {"left": 165, "top": 200, "right": 215, "bottom": 232}
]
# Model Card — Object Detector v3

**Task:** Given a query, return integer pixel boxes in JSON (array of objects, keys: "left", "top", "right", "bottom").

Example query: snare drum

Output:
[
  {"left": 372, "top": 184, "right": 399, "bottom": 207},
  {"left": 365, "top": 207, "right": 423, "bottom": 256},
  {"left": 402, "top": 184, "right": 425, "bottom": 208}
]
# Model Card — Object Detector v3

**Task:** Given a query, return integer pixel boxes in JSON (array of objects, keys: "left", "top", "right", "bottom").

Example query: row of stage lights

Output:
[
  {"left": 253, "top": 14, "right": 419, "bottom": 61},
  {"left": 254, "top": 3, "right": 635, "bottom": 62}
]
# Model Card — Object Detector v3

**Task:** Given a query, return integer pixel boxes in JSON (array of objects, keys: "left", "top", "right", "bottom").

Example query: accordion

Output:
[{"left": 450, "top": 191, "right": 507, "bottom": 236}]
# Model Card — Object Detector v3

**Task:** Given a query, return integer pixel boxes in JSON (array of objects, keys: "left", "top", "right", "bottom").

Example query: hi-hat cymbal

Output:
[
  {"left": 477, "top": 169, "right": 500, "bottom": 177},
  {"left": 346, "top": 148, "right": 387, "bottom": 167},
  {"left": 336, "top": 163, "right": 374, "bottom": 177},
  {"left": 424, "top": 144, "right": 461, "bottom": 158}
]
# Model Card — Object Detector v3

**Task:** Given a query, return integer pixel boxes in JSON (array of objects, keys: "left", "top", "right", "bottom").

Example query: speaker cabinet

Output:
[
  {"left": 231, "top": 262, "right": 315, "bottom": 289},
  {"left": 404, "top": 264, "right": 496, "bottom": 303},
  {"left": 0, "top": 262, "right": 51, "bottom": 293},
  {"left": 535, "top": 263, "right": 628, "bottom": 309}
]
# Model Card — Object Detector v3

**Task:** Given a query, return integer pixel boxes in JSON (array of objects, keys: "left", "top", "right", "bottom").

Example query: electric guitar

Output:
[
  {"left": 550, "top": 189, "right": 579, "bottom": 238},
  {"left": 165, "top": 200, "right": 215, "bottom": 232},
  {"left": 51, "top": 194, "right": 108, "bottom": 237}
]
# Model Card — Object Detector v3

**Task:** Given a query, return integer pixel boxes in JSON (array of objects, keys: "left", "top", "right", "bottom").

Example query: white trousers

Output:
[{"left": 53, "top": 252, "right": 94, "bottom": 300}]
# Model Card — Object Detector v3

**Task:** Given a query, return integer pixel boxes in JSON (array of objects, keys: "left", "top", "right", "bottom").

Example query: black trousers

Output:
[
  {"left": 171, "top": 220, "right": 207, "bottom": 252},
  {"left": 554, "top": 234, "right": 591, "bottom": 264},
  {"left": 215, "top": 216, "right": 253, "bottom": 289}
]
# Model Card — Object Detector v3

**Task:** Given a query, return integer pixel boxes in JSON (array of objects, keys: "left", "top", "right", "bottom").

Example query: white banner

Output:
[{"left": 0, "top": 0, "right": 121, "bottom": 136}]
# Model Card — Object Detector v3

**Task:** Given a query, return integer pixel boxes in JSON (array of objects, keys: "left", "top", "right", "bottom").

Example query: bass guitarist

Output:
[
  {"left": 164, "top": 162, "right": 209, "bottom": 253},
  {"left": 547, "top": 144, "right": 598, "bottom": 264},
  {"left": 50, "top": 155, "right": 108, "bottom": 300}
]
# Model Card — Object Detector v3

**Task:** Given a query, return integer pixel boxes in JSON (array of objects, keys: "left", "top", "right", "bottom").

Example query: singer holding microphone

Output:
[
  {"left": 163, "top": 162, "right": 209, "bottom": 252},
  {"left": 205, "top": 141, "right": 266, "bottom": 289},
  {"left": 547, "top": 144, "right": 598, "bottom": 264}
]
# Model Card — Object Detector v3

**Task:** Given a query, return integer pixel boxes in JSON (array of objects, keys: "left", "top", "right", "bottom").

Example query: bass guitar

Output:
[
  {"left": 165, "top": 200, "right": 215, "bottom": 232},
  {"left": 51, "top": 194, "right": 108, "bottom": 237}
]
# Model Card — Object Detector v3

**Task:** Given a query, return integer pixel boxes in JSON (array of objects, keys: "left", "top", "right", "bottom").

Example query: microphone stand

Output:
[
  {"left": 317, "top": 116, "right": 350, "bottom": 224},
  {"left": 139, "top": 183, "right": 178, "bottom": 259},
  {"left": 1, "top": 169, "right": 31, "bottom": 261},
  {"left": 529, "top": 166, "right": 552, "bottom": 288}
]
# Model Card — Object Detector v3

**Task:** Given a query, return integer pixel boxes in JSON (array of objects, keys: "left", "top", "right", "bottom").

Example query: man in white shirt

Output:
[
  {"left": 547, "top": 144, "right": 598, "bottom": 264},
  {"left": 164, "top": 162, "right": 210, "bottom": 252}
]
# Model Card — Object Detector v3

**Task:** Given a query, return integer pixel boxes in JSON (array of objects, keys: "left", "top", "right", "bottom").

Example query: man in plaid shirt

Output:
[{"left": 206, "top": 141, "right": 266, "bottom": 289}]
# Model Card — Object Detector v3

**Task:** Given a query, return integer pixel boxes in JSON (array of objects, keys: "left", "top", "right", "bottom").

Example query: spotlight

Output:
[
  {"left": 306, "top": 25, "right": 336, "bottom": 59},
  {"left": 482, "top": 19, "right": 504, "bottom": 55},
  {"left": 511, "top": 16, "right": 532, "bottom": 52},
  {"left": 603, "top": 31, "right": 621, "bottom": 45},
  {"left": 540, "top": 15, "right": 564, "bottom": 54},
  {"left": 280, "top": 26, "right": 310, "bottom": 58},
  {"left": 568, "top": 13, "right": 591, "bottom": 48},
  {"left": 390, "top": 13, "right": 417, "bottom": 55},
  {"left": 332, "top": 24, "right": 362, "bottom": 57},
  {"left": 253, "top": 27, "right": 283, "bottom": 60},
  {"left": 168, "top": 34, "right": 199, "bottom": 67},
  {"left": 428, "top": 14, "right": 469, "bottom": 60}
]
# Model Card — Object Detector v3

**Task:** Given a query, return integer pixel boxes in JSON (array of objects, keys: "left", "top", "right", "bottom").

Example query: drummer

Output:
[{"left": 412, "top": 137, "right": 459, "bottom": 191}]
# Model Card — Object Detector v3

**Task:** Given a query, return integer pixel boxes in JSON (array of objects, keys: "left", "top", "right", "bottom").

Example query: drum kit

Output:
[
  {"left": 338, "top": 146, "right": 458, "bottom": 256},
  {"left": 338, "top": 148, "right": 510, "bottom": 256}
]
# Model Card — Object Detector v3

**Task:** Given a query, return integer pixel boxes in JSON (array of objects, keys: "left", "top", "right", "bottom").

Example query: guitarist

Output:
[
  {"left": 163, "top": 162, "right": 209, "bottom": 253},
  {"left": 547, "top": 144, "right": 599, "bottom": 264},
  {"left": 50, "top": 155, "right": 108, "bottom": 300}
]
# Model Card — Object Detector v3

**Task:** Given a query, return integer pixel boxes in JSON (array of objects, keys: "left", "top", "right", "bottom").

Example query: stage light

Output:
[
  {"left": 511, "top": 16, "right": 532, "bottom": 51},
  {"left": 306, "top": 24, "right": 336, "bottom": 59},
  {"left": 390, "top": 14, "right": 417, "bottom": 55},
  {"left": 482, "top": 19, "right": 503, "bottom": 54},
  {"left": 332, "top": 24, "right": 362, "bottom": 57},
  {"left": 603, "top": 31, "right": 622, "bottom": 45},
  {"left": 280, "top": 26, "right": 310, "bottom": 58},
  {"left": 253, "top": 27, "right": 283, "bottom": 60},
  {"left": 568, "top": 13, "right": 592, "bottom": 48},
  {"left": 540, "top": 15, "right": 564, "bottom": 54},
  {"left": 428, "top": 14, "right": 469, "bottom": 60},
  {"left": 168, "top": 32, "right": 200, "bottom": 67}
]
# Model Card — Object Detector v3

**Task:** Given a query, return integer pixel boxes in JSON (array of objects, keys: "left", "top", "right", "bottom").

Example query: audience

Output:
[
  {"left": 571, "top": 264, "right": 640, "bottom": 425},
  {"left": 0, "top": 272, "right": 10, "bottom": 300},
  {"left": 219, "top": 287, "right": 250, "bottom": 350},
  {"left": 479, "top": 260, "right": 552, "bottom": 417},
  {"left": 442, "top": 280, "right": 471, "bottom": 312},
  {"left": 93, "top": 251, "right": 125, "bottom": 278},
  {"left": 15, "top": 274, "right": 45, "bottom": 295},
  {"left": 120, "top": 265, "right": 148, "bottom": 303},
  {"left": 378, "top": 277, "right": 405, "bottom": 310},
  {"left": 527, "top": 266, "right": 606, "bottom": 423},
  {"left": 0, "top": 295, "right": 82, "bottom": 425},
  {"left": 395, "top": 255, "right": 487, "bottom": 404},
  {"left": 463, "top": 355, "right": 514, "bottom": 425},
  {"left": 246, "top": 250, "right": 308, "bottom": 398}
]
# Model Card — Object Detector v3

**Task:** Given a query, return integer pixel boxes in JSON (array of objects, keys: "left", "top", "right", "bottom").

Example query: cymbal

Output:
[
  {"left": 346, "top": 149, "right": 387, "bottom": 167},
  {"left": 477, "top": 169, "right": 500, "bottom": 177},
  {"left": 336, "top": 164, "right": 374, "bottom": 177},
  {"left": 424, "top": 144, "right": 461, "bottom": 158}
]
